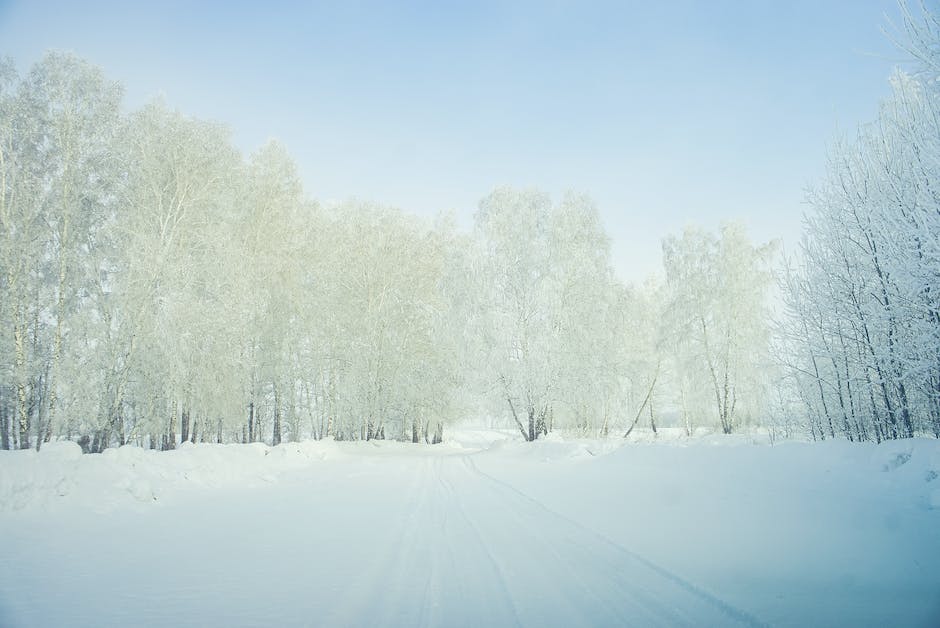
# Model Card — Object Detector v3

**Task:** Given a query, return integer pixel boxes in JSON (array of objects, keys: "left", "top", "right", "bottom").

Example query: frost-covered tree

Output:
[
  {"left": 548, "top": 194, "right": 622, "bottom": 436},
  {"left": 0, "top": 53, "right": 123, "bottom": 450},
  {"left": 473, "top": 188, "right": 619, "bottom": 440},
  {"left": 0, "top": 57, "right": 41, "bottom": 450},
  {"left": 620, "top": 279, "right": 667, "bottom": 437},
  {"left": 782, "top": 72, "right": 940, "bottom": 441},
  {"left": 662, "top": 224, "right": 776, "bottom": 434},
  {"left": 91, "top": 99, "right": 241, "bottom": 451},
  {"left": 26, "top": 53, "right": 123, "bottom": 445},
  {"left": 778, "top": 2, "right": 940, "bottom": 441},
  {"left": 316, "top": 203, "right": 459, "bottom": 441}
]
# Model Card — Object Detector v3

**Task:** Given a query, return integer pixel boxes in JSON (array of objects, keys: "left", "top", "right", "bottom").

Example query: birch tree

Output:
[
  {"left": 663, "top": 224, "right": 776, "bottom": 434},
  {"left": 23, "top": 53, "right": 123, "bottom": 446},
  {"left": 0, "top": 57, "right": 42, "bottom": 450},
  {"left": 92, "top": 99, "right": 241, "bottom": 451},
  {"left": 474, "top": 188, "right": 620, "bottom": 440}
]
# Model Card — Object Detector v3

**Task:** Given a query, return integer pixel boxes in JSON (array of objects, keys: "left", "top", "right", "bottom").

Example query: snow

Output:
[{"left": 1, "top": 433, "right": 939, "bottom": 627}]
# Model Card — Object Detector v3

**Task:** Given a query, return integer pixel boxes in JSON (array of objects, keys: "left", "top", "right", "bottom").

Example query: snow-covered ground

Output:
[{"left": 1, "top": 430, "right": 939, "bottom": 627}]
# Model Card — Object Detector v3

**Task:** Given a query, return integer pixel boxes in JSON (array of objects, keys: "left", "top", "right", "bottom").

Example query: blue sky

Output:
[{"left": 0, "top": 0, "right": 909, "bottom": 281}]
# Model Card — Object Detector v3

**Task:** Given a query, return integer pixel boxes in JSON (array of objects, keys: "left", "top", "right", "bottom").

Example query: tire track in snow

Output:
[
  {"left": 434, "top": 458, "right": 524, "bottom": 627},
  {"left": 463, "top": 455, "right": 768, "bottom": 628},
  {"left": 446, "top": 456, "right": 697, "bottom": 626},
  {"left": 324, "top": 460, "right": 435, "bottom": 627}
]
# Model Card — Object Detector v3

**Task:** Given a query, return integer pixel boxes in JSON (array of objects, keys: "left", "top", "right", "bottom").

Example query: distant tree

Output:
[
  {"left": 473, "top": 188, "right": 619, "bottom": 441},
  {"left": 662, "top": 224, "right": 776, "bottom": 434},
  {"left": 319, "top": 203, "right": 459, "bottom": 441},
  {"left": 621, "top": 279, "right": 666, "bottom": 438}
]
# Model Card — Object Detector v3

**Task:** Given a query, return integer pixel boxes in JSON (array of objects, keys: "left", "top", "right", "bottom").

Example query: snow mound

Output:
[{"left": 0, "top": 439, "right": 346, "bottom": 513}]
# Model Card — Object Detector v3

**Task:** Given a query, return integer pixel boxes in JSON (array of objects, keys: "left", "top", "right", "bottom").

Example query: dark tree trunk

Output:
[
  {"left": 0, "top": 399, "right": 9, "bottom": 450},
  {"left": 896, "top": 380, "right": 913, "bottom": 438},
  {"left": 536, "top": 408, "right": 547, "bottom": 437},
  {"left": 272, "top": 387, "right": 282, "bottom": 446},
  {"left": 504, "top": 391, "right": 529, "bottom": 441},
  {"left": 19, "top": 402, "right": 31, "bottom": 450},
  {"left": 624, "top": 370, "right": 659, "bottom": 438},
  {"left": 92, "top": 428, "right": 108, "bottom": 454},
  {"left": 248, "top": 402, "right": 255, "bottom": 443},
  {"left": 649, "top": 397, "right": 657, "bottom": 434},
  {"left": 117, "top": 411, "right": 126, "bottom": 446},
  {"left": 166, "top": 401, "right": 177, "bottom": 450}
]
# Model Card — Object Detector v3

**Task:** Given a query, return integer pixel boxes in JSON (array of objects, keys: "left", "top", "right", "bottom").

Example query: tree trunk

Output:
[
  {"left": 0, "top": 400, "right": 9, "bottom": 450},
  {"left": 501, "top": 375, "right": 530, "bottom": 441},
  {"left": 649, "top": 396, "right": 657, "bottom": 435},
  {"left": 92, "top": 428, "right": 108, "bottom": 454},
  {"left": 624, "top": 367, "right": 659, "bottom": 438},
  {"left": 272, "top": 386, "right": 282, "bottom": 446},
  {"left": 506, "top": 395, "right": 529, "bottom": 441},
  {"left": 166, "top": 400, "right": 177, "bottom": 450},
  {"left": 18, "top": 402, "right": 32, "bottom": 450}
]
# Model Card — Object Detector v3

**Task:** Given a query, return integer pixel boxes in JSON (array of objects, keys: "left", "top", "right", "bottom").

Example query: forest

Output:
[{"left": 1, "top": 6, "right": 938, "bottom": 453}]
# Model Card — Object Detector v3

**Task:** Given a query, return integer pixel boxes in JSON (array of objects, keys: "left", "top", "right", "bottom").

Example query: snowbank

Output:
[{"left": 0, "top": 439, "right": 348, "bottom": 513}]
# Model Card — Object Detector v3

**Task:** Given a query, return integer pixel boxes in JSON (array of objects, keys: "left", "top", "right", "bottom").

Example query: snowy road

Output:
[
  {"left": 0, "top": 446, "right": 761, "bottom": 627},
  {"left": 325, "top": 455, "right": 761, "bottom": 627}
]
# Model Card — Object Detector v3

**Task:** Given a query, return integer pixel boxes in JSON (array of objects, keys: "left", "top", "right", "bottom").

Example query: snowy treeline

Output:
[
  {"left": 0, "top": 53, "right": 775, "bottom": 451},
  {"left": 778, "top": 5, "right": 940, "bottom": 442},
  {"left": 1, "top": 5, "right": 938, "bottom": 451}
]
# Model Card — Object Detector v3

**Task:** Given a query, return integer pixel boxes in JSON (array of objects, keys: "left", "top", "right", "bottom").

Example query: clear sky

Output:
[{"left": 0, "top": 0, "right": 909, "bottom": 282}]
